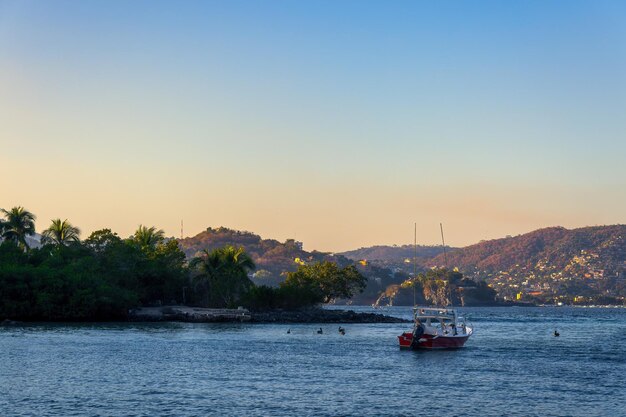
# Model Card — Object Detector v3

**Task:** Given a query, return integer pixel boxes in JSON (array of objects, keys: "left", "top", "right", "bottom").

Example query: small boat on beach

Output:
[{"left": 398, "top": 306, "right": 473, "bottom": 349}]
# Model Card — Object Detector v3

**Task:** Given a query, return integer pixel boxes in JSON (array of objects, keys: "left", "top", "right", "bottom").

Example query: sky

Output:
[{"left": 1, "top": 0, "right": 625, "bottom": 252}]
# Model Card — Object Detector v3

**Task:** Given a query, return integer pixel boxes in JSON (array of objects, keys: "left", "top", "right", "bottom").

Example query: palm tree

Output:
[
  {"left": 1, "top": 206, "right": 36, "bottom": 250},
  {"left": 132, "top": 225, "right": 165, "bottom": 248},
  {"left": 220, "top": 245, "right": 256, "bottom": 274},
  {"left": 41, "top": 219, "right": 81, "bottom": 246},
  {"left": 190, "top": 245, "right": 255, "bottom": 307},
  {"left": 189, "top": 248, "right": 221, "bottom": 305},
  {"left": 220, "top": 246, "right": 256, "bottom": 305}
]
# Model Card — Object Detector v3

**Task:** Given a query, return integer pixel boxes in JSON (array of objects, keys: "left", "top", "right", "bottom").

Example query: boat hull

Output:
[{"left": 398, "top": 332, "right": 470, "bottom": 349}]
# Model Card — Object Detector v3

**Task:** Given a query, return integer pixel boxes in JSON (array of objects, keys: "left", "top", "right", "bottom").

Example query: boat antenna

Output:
[{"left": 413, "top": 222, "right": 417, "bottom": 307}]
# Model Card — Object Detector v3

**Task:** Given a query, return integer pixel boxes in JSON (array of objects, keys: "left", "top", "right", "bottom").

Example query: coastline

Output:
[
  {"left": 3, "top": 304, "right": 624, "bottom": 326},
  {"left": 127, "top": 306, "right": 410, "bottom": 324}
]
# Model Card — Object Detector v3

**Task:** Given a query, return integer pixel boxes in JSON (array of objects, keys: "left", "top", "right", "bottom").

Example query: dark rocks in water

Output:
[
  {"left": 249, "top": 308, "right": 409, "bottom": 324},
  {"left": 1, "top": 319, "right": 20, "bottom": 326}
]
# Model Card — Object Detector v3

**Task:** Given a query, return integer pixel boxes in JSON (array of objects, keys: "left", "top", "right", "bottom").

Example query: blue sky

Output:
[{"left": 1, "top": 1, "right": 625, "bottom": 251}]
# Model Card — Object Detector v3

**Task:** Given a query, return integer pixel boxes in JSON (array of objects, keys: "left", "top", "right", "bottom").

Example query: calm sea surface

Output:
[{"left": 1, "top": 307, "right": 625, "bottom": 417}]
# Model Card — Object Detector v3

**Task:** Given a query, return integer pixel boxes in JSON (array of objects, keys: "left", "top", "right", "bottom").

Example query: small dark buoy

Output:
[
  {"left": 317, "top": 327, "right": 323, "bottom": 334},
  {"left": 554, "top": 330, "right": 560, "bottom": 337}
]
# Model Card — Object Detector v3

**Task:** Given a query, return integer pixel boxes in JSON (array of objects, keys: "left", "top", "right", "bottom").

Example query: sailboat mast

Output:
[
  {"left": 413, "top": 222, "right": 417, "bottom": 306},
  {"left": 440, "top": 222, "right": 452, "bottom": 307},
  {"left": 440, "top": 223, "right": 448, "bottom": 268}
]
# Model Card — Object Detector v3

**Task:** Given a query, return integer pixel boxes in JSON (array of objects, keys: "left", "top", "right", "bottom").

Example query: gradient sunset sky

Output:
[{"left": 1, "top": 1, "right": 625, "bottom": 252}]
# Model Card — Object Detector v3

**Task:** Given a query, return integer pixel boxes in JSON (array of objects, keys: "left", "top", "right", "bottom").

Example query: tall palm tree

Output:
[
  {"left": 190, "top": 245, "right": 255, "bottom": 307},
  {"left": 190, "top": 248, "right": 226, "bottom": 306},
  {"left": 132, "top": 225, "right": 165, "bottom": 248},
  {"left": 1, "top": 206, "right": 36, "bottom": 250},
  {"left": 220, "top": 245, "right": 256, "bottom": 273},
  {"left": 41, "top": 219, "right": 81, "bottom": 246}
]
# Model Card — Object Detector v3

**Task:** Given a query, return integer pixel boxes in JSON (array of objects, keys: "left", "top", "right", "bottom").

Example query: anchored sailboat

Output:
[{"left": 398, "top": 223, "right": 473, "bottom": 349}]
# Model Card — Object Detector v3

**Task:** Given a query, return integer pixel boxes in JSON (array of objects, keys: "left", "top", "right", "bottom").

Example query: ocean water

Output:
[{"left": 1, "top": 307, "right": 625, "bottom": 417}]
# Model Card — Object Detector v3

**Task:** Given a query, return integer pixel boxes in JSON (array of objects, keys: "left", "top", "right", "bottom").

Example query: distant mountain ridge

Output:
[
  {"left": 429, "top": 225, "right": 625, "bottom": 273},
  {"left": 339, "top": 245, "right": 450, "bottom": 263},
  {"left": 178, "top": 224, "right": 626, "bottom": 304},
  {"left": 425, "top": 225, "right": 626, "bottom": 302}
]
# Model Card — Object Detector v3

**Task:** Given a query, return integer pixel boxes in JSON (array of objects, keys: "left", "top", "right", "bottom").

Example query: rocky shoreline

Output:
[
  {"left": 129, "top": 306, "right": 252, "bottom": 322},
  {"left": 128, "top": 306, "right": 409, "bottom": 324}
]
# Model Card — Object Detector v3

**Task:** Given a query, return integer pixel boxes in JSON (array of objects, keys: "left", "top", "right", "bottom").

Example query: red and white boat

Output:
[{"left": 398, "top": 307, "right": 473, "bottom": 349}]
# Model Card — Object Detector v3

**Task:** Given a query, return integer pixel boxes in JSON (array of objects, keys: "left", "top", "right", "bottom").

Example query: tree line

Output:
[{"left": 0, "top": 206, "right": 367, "bottom": 320}]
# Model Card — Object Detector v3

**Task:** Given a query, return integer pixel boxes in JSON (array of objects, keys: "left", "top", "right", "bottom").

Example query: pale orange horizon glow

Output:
[
  {"left": 2, "top": 1, "right": 625, "bottom": 252},
  {"left": 2, "top": 176, "right": 623, "bottom": 252}
]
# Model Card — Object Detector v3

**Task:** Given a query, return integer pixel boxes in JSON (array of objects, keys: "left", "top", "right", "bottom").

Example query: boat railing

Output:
[{"left": 413, "top": 306, "right": 456, "bottom": 315}]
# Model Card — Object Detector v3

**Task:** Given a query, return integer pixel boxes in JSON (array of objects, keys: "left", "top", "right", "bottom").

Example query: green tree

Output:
[
  {"left": 148, "top": 239, "right": 188, "bottom": 304},
  {"left": 190, "top": 245, "right": 255, "bottom": 307},
  {"left": 0, "top": 206, "right": 36, "bottom": 250},
  {"left": 218, "top": 246, "right": 255, "bottom": 307},
  {"left": 131, "top": 225, "right": 164, "bottom": 249},
  {"left": 282, "top": 261, "right": 367, "bottom": 303},
  {"left": 0, "top": 221, "right": 190, "bottom": 320},
  {"left": 84, "top": 229, "right": 122, "bottom": 252},
  {"left": 41, "top": 219, "right": 81, "bottom": 246}
]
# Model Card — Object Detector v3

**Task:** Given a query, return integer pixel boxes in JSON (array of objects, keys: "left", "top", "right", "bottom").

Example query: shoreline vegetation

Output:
[
  {"left": 2, "top": 206, "right": 620, "bottom": 324},
  {"left": 0, "top": 206, "right": 379, "bottom": 322}
]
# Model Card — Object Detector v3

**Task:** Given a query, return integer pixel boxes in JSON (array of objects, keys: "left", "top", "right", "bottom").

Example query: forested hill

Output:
[
  {"left": 426, "top": 225, "right": 626, "bottom": 302},
  {"left": 429, "top": 225, "right": 626, "bottom": 273},
  {"left": 178, "top": 227, "right": 350, "bottom": 286}
]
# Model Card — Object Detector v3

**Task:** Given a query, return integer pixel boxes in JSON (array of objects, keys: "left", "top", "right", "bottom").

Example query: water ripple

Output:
[{"left": 1, "top": 307, "right": 625, "bottom": 416}]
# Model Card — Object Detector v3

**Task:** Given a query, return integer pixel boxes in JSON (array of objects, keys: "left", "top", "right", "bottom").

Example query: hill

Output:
[
  {"left": 178, "top": 224, "right": 626, "bottom": 305},
  {"left": 178, "top": 227, "right": 351, "bottom": 286},
  {"left": 427, "top": 225, "right": 626, "bottom": 303},
  {"left": 178, "top": 227, "right": 493, "bottom": 306}
]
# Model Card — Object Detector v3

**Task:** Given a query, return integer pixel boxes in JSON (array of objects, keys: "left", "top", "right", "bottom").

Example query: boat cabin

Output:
[{"left": 413, "top": 307, "right": 469, "bottom": 336}]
